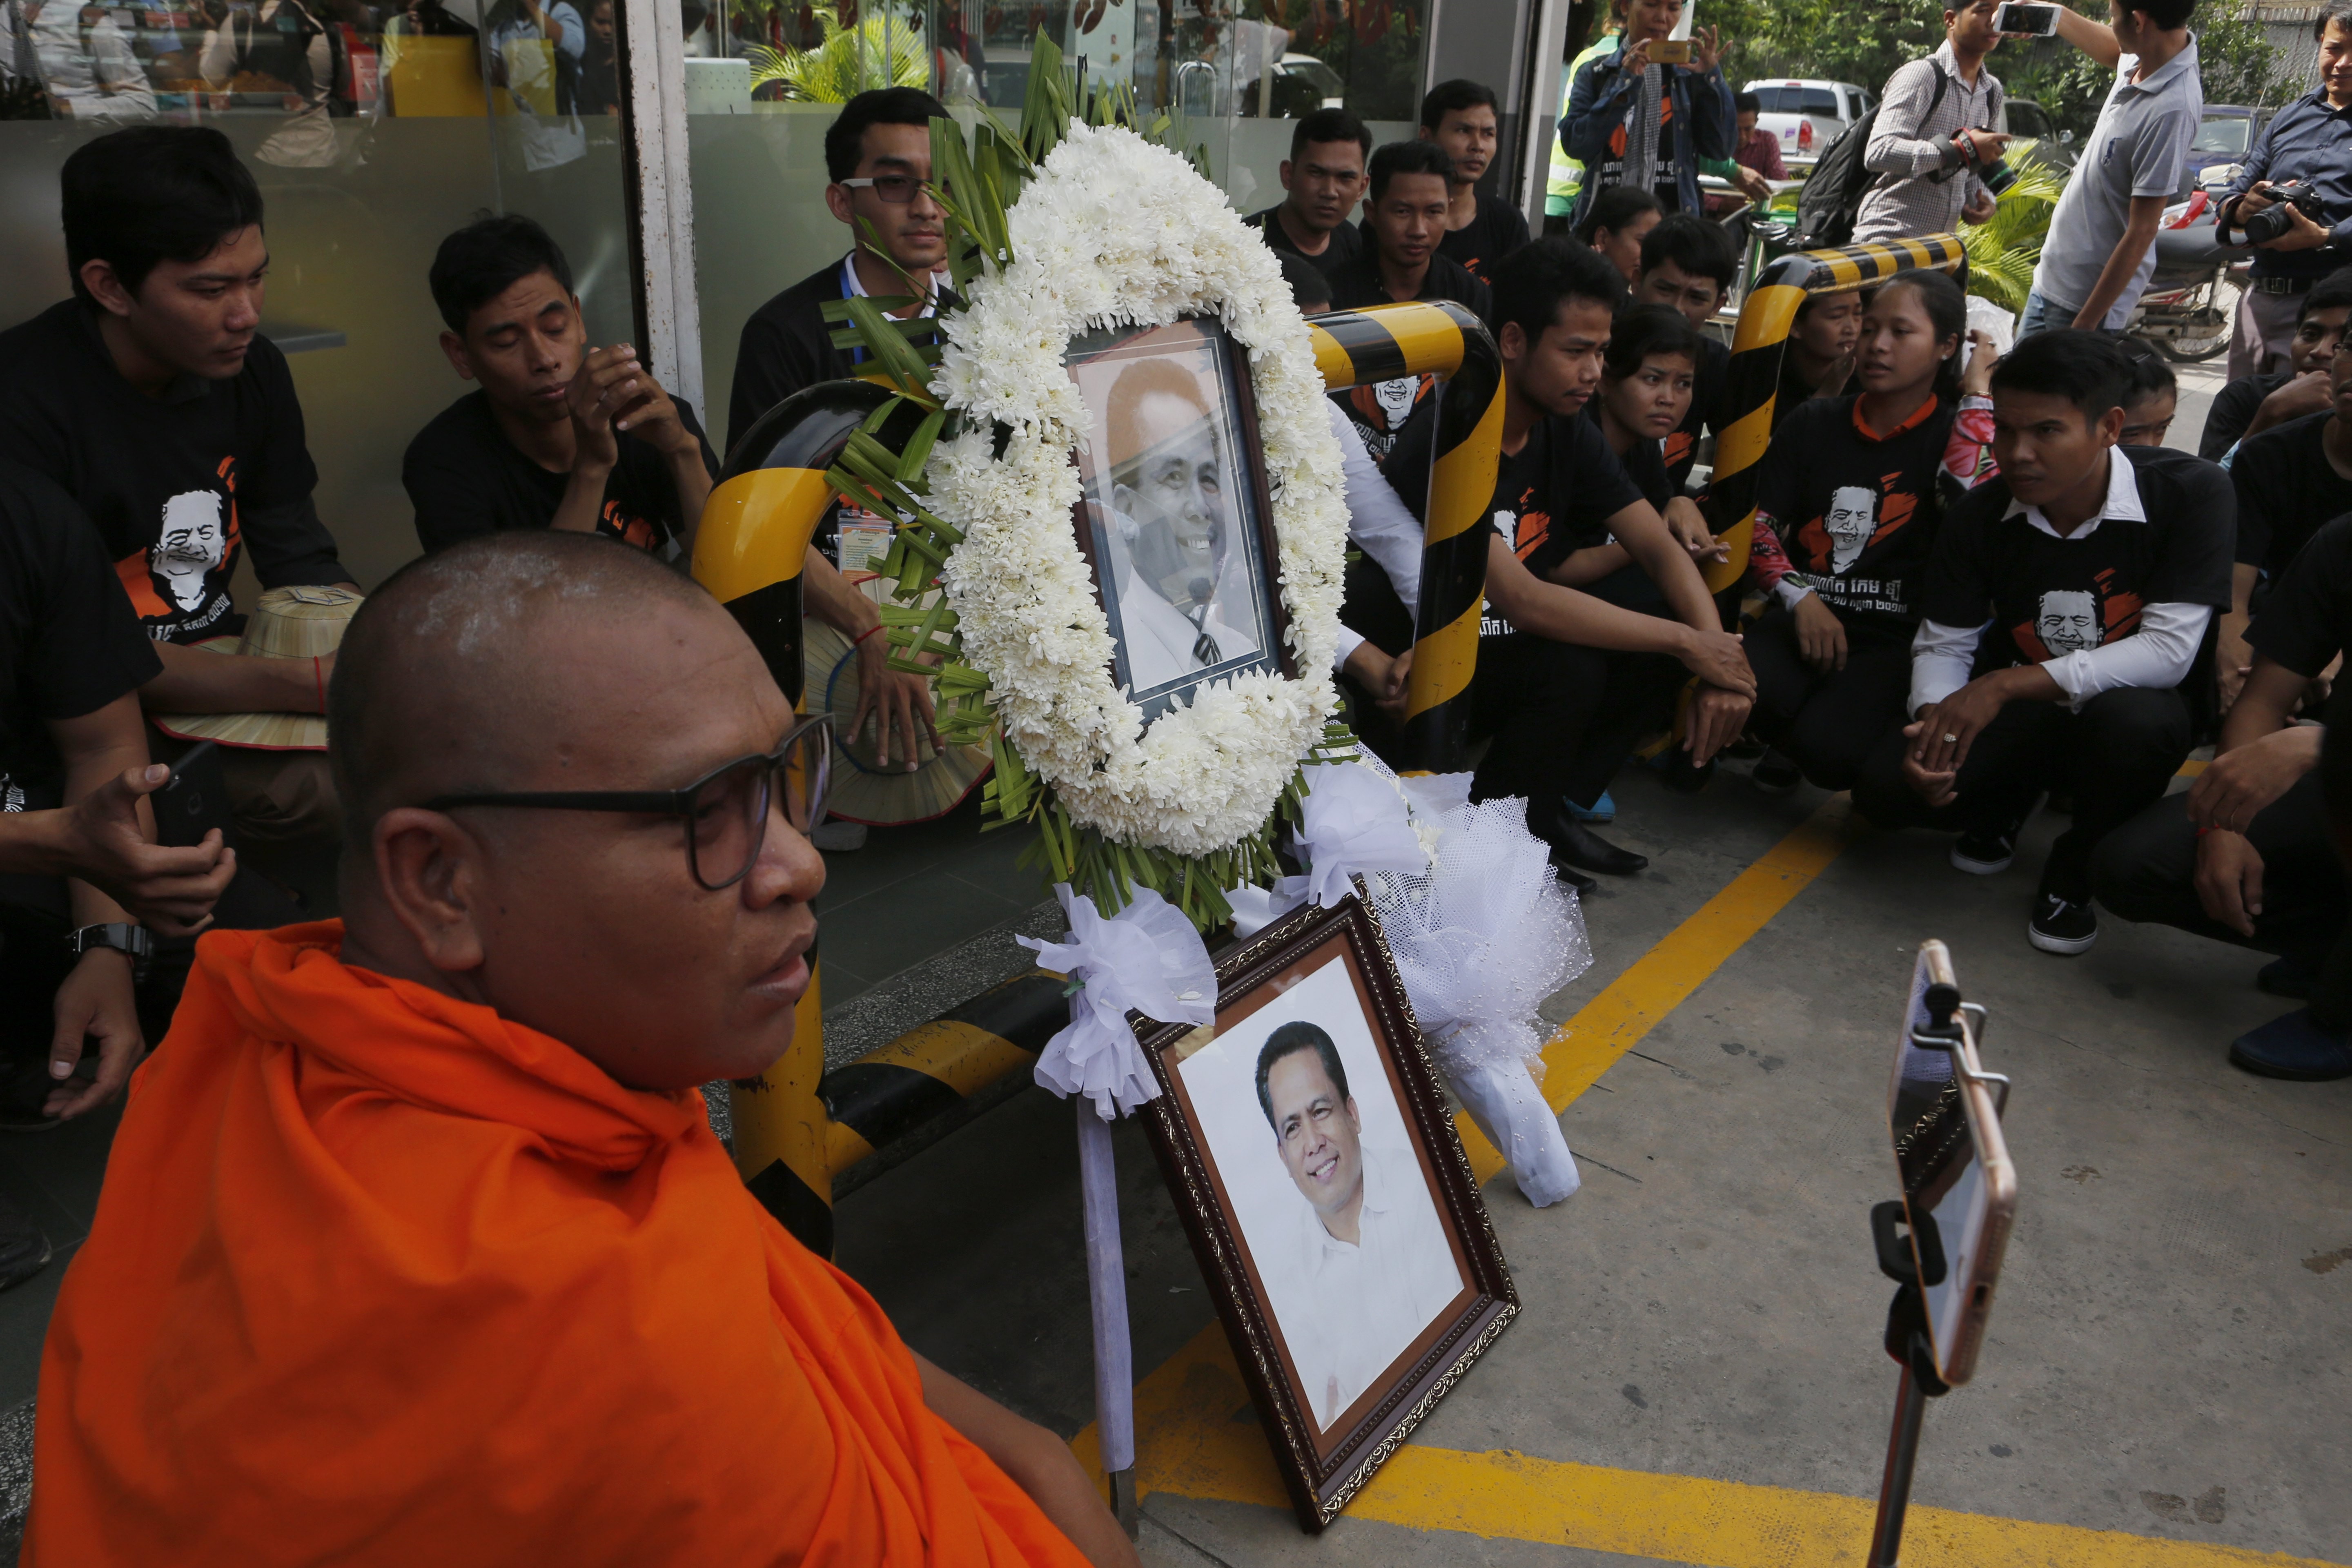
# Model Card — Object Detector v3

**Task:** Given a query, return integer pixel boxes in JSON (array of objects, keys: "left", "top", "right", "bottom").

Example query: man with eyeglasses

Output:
[
  {"left": 22, "top": 532, "right": 1141, "bottom": 1568},
  {"left": 725, "top": 85, "right": 949, "bottom": 808}
]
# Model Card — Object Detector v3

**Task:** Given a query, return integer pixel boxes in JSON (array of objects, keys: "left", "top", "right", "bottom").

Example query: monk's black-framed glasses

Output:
[{"left": 421, "top": 713, "right": 833, "bottom": 891}]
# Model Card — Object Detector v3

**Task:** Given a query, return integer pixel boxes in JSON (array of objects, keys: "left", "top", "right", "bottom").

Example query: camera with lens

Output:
[{"left": 2240, "top": 181, "right": 2328, "bottom": 245}]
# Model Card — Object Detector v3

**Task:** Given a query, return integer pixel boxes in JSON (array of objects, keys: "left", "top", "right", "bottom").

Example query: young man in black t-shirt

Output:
[
  {"left": 1243, "top": 108, "right": 1372, "bottom": 282},
  {"left": 1629, "top": 214, "right": 1735, "bottom": 492},
  {"left": 0, "top": 458, "right": 241, "bottom": 1283},
  {"left": 1329, "top": 141, "right": 1494, "bottom": 469},
  {"left": 0, "top": 127, "right": 353, "bottom": 852},
  {"left": 1418, "top": 79, "right": 1530, "bottom": 285},
  {"left": 2223, "top": 324, "right": 2352, "bottom": 709},
  {"left": 405, "top": 217, "right": 717, "bottom": 558},
  {"left": 2094, "top": 515, "right": 2352, "bottom": 1080},
  {"left": 1853, "top": 331, "right": 2236, "bottom": 956},
  {"left": 2198, "top": 267, "right": 2352, "bottom": 462},
  {"left": 1385, "top": 239, "right": 1755, "bottom": 885}
]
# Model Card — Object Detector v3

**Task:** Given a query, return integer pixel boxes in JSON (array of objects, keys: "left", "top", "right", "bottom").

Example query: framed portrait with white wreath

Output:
[
  {"left": 1135, "top": 895, "right": 1517, "bottom": 1529},
  {"left": 1064, "top": 317, "right": 1297, "bottom": 722}
]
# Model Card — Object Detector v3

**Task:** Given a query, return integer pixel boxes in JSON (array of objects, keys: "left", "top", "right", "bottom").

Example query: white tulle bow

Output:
[
  {"left": 1018, "top": 884, "right": 1216, "bottom": 1120},
  {"left": 1228, "top": 761, "right": 1431, "bottom": 938}
]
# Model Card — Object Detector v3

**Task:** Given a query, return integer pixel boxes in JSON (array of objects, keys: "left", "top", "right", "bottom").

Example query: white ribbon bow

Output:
[
  {"left": 1228, "top": 761, "right": 1432, "bottom": 938},
  {"left": 1019, "top": 884, "right": 1216, "bottom": 1120}
]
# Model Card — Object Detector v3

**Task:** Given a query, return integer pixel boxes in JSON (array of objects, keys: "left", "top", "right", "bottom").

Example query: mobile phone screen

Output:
[
  {"left": 1888, "top": 949, "right": 2009, "bottom": 1380},
  {"left": 1994, "top": 2, "right": 2059, "bottom": 34}
]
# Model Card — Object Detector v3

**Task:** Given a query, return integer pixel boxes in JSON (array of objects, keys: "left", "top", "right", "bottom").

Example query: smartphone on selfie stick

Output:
[{"left": 1867, "top": 941, "right": 2017, "bottom": 1567}]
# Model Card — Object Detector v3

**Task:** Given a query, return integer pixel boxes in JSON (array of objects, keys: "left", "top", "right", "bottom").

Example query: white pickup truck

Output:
[{"left": 1744, "top": 78, "right": 1875, "bottom": 165}]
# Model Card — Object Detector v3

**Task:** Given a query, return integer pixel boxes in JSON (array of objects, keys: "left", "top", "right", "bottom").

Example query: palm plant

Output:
[
  {"left": 1954, "top": 145, "right": 2069, "bottom": 312},
  {"left": 746, "top": 11, "right": 927, "bottom": 102}
]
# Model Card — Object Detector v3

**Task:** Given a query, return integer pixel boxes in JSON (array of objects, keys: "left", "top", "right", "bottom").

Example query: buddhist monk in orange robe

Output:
[{"left": 26, "top": 532, "right": 1138, "bottom": 1568}]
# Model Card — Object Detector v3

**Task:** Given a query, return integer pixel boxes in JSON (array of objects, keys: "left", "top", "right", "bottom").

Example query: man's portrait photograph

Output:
[
  {"left": 1172, "top": 953, "right": 1468, "bottom": 1436},
  {"left": 1067, "top": 321, "right": 1278, "bottom": 709}
]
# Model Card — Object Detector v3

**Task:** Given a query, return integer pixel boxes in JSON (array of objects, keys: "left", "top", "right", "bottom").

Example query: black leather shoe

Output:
[
  {"left": 1553, "top": 820, "right": 1649, "bottom": 876},
  {"left": 1546, "top": 850, "right": 1598, "bottom": 894}
]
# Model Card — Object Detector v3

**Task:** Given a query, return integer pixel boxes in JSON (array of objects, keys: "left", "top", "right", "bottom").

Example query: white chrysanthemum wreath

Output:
[{"left": 922, "top": 123, "right": 1350, "bottom": 859}]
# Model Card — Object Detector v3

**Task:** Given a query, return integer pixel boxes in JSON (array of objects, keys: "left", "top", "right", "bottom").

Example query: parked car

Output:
[
  {"left": 2185, "top": 104, "right": 2274, "bottom": 186},
  {"left": 1745, "top": 78, "right": 1874, "bottom": 163},
  {"left": 2000, "top": 96, "right": 2078, "bottom": 173}
]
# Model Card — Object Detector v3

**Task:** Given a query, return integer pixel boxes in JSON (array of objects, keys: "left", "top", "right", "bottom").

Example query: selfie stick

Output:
[
  {"left": 1077, "top": 1102, "right": 1142, "bottom": 1536},
  {"left": 1865, "top": 977, "right": 1981, "bottom": 1568}
]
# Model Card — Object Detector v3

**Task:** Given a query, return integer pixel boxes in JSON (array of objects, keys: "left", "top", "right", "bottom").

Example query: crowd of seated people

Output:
[{"left": 0, "top": 66, "right": 2345, "bottom": 1561}]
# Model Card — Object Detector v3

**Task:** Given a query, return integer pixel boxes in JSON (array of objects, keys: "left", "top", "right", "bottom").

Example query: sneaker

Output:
[
  {"left": 1568, "top": 790, "right": 1616, "bottom": 824},
  {"left": 2028, "top": 892, "right": 2098, "bottom": 955},
  {"left": 1951, "top": 825, "right": 2017, "bottom": 875},
  {"left": 2228, "top": 1009, "right": 2352, "bottom": 1081},
  {"left": 2257, "top": 954, "right": 2319, "bottom": 1000},
  {"left": 0, "top": 1193, "right": 51, "bottom": 1293},
  {"left": 1751, "top": 749, "right": 1802, "bottom": 795}
]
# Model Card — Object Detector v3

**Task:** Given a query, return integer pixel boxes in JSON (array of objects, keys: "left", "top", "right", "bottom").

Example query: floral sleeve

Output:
[
  {"left": 1942, "top": 394, "right": 1997, "bottom": 490},
  {"left": 1747, "top": 510, "right": 1793, "bottom": 593}
]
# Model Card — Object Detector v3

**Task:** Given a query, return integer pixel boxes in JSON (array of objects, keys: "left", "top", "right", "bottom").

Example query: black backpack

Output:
[{"left": 1793, "top": 63, "right": 1951, "bottom": 248}]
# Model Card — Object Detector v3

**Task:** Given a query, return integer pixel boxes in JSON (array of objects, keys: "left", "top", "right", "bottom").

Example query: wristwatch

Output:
[{"left": 65, "top": 923, "right": 152, "bottom": 965}]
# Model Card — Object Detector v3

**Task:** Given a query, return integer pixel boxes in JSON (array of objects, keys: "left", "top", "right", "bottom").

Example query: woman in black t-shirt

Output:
[
  {"left": 1559, "top": 305, "right": 1721, "bottom": 607},
  {"left": 1770, "top": 290, "right": 1864, "bottom": 434},
  {"left": 1745, "top": 268, "right": 1992, "bottom": 792}
]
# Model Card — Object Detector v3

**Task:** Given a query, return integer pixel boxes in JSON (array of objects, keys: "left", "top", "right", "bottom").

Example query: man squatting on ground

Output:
[
  {"left": 1852, "top": 330, "right": 2235, "bottom": 957},
  {"left": 23, "top": 533, "right": 1142, "bottom": 1568}
]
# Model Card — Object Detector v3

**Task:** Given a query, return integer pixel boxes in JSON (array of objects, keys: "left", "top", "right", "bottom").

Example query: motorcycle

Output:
[{"left": 2127, "top": 164, "right": 2254, "bottom": 364}]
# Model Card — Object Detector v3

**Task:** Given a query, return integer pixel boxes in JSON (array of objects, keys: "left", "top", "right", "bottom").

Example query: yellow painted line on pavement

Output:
[
  {"left": 1453, "top": 795, "right": 1851, "bottom": 1185},
  {"left": 1072, "top": 798, "right": 2342, "bottom": 1565}
]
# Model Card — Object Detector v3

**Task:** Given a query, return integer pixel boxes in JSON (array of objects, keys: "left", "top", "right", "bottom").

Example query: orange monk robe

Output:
[{"left": 27, "top": 922, "right": 1095, "bottom": 1568}]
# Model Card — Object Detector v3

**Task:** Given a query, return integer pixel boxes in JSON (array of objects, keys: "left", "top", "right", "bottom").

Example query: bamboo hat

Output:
[
  {"left": 804, "top": 616, "right": 989, "bottom": 826},
  {"left": 152, "top": 584, "right": 363, "bottom": 753}
]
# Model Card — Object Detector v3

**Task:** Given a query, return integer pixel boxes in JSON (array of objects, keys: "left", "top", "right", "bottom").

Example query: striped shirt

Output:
[{"left": 1853, "top": 43, "right": 2003, "bottom": 244}]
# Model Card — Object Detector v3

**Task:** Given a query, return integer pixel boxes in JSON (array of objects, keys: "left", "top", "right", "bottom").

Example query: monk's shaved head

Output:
[
  {"left": 329, "top": 531, "right": 720, "bottom": 858},
  {"left": 330, "top": 529, "right": 822, "bottom": 1090}
]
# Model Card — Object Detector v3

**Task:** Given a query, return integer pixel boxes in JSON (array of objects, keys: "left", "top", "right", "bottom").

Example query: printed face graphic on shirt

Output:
[
  {"left": 1374, "top": 375, "right": 1418, "bottom": 428},
  {"left": 154, "top": 490, "right": 230, "bottom": 613},
  {"left": 1826, "top": 485, "right": 1876, "bottom": 574},
  {"left": 2035, "top": 589, "right": 2101, "bottom": 656}
]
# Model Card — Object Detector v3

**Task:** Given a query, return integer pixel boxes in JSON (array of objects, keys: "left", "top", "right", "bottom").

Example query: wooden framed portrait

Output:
[
  {"left": 1135, "top": 895, "right": 1517, "bottom": 1530},
  {"left": 1064, "top": 316, "right": 1296, "bottom": 722}
]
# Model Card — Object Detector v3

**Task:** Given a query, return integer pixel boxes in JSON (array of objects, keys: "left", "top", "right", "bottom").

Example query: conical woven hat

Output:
[
  {"left": 152, "top": 585, "right": 362, "bottom": 752},
  {"left": 804, "top": 616, "right": 989, "bottom": 826}
]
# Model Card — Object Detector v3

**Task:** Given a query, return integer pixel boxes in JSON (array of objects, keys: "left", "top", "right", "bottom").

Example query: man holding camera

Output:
[
  {"left": 1853, "top": 0, "right": 2009, "bottom": 245},
  {"left": 2218, "top": 0, "right": 2352, "bottom": 379}
]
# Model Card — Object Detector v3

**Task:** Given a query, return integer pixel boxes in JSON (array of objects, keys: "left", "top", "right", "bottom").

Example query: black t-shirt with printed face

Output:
[
  {"left": 1385, "top": 400, "right": 1646, "bottom": 638},
  {"left": 2245, "top": 512, "right": 2352, "bottom": 678},
  {"left": 2230, "top": 410, "right": 2352, "bottom": 579},
  {"left": 1920, "top": 445, "right": 2236, "bottom": 677},
  {"left": 1245, "top": 205, "right": 1366, "bottom": 281},
  {"left": 402, "top": 390, "right": 719, "bottom": 557},
  {"left": 2200, "top": 369, "right": 2292, "bottom": 461},
  {"left": 1434, "top": 191, "right": 1531, "bottom": 285},
  {"left": 1753, "top": 392, "right": 1959, "bottom": 630},
  {"left": 0, "top": 460, "right": 162, "bottom": 911},
  {"left": 0, "top": 302, "right": 345, "bottom": 648},
  {"left": 1325, "top": 252, "right": 1493, "bottom": 468}
]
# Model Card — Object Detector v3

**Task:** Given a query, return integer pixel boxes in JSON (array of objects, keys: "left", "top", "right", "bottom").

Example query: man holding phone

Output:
[
  {"left": 1854, "top": 0, "right": 2010, "bottom": 245},
  {"left": 2217, "top": 0, "right": 2352, "bottom": 378},
  {"left": 2015, "top": 0, "right": 2201, "bottom": 338}
]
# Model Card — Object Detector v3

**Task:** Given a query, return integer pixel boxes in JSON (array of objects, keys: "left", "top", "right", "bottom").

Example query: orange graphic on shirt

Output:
[
  {"left": 601, "top": 499, "right": 659, "bottom": 552},
  {"left": 1606, "top": 92, "right": 1674, "bottom": 160},
  {"left": 1663, "top": 429, "right": 1694, "bottom": 473},
  {"left": 1795, "top": 474, "right": 1915, "bottom": 574},
  {"left": 1502, "top": 488, "right": 1552, "bottom": 561},
  {"left": 114, "top": 457, "right": 243, "bottom": 630}
]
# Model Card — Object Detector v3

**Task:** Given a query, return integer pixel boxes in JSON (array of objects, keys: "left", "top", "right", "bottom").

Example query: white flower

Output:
[{"left": 922, "top": 122, "right": 1350, "bottom": 855}]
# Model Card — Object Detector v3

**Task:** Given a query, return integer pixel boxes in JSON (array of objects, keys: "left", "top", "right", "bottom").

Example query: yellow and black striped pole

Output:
[
  {"left": 1303, "top": 299, "right": 1502, "bottom": 771},
  {"left": 693, "top": 379, "right": 927, "bottom": 1257},
  {"left": 1704, "top": 233, "right": 1967, "bottom": 595}
]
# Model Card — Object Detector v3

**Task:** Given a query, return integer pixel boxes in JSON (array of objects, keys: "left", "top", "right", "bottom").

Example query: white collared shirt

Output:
[
  {"left": 839, "top": 252, "right": 947, "bottom": 316},
  {"left": 1279, "top": 1144, "right": 1464, "bottom": 1431},
  {"left": 1909, "top": 451, "right": 2213, "bottom": 715}
]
